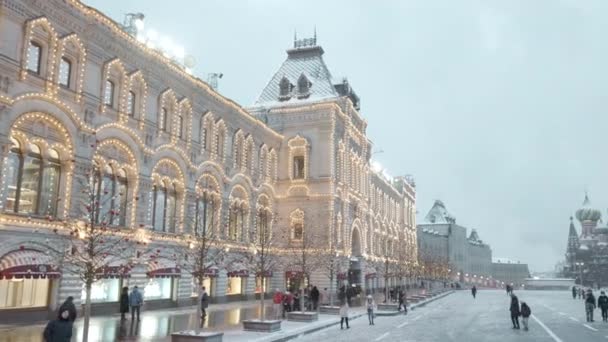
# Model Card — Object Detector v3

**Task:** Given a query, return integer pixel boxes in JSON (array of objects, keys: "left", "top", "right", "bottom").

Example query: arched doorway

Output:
[{"left": 348, "top": 226, "right": 363, "bottom": 287}]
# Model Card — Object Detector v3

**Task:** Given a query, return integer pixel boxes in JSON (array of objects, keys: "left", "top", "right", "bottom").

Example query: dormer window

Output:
[
  {"left": 279, "top": 77, "right": 293, "bottom": 101},
  {"left": 297, "top": 74, "right": 311, "bottom": 98}
]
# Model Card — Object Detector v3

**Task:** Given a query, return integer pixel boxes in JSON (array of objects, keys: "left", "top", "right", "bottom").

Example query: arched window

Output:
[
  {"left": 216, "top": 128, "right": 225, "bottom": 158},
  {"left": 127, "top": 91, "right": 136, "bottom": 117},
  {"left": 194, "top": 179, "right": 219, "bottom": 236},
  {"left": 5, "top": 141, "right": 61, "bottom": 216},
  {"left": 27, "top": 41, "right": 42, "bottom": 74},
  {"left": 290, "top": 209, "right": 304, "bottom": 241},
  {"left": 152, "top": 181, "right": 177, "bottom": 233},
  {"left": 233, "top": 133, "right": 243, "bottom": 169},
  {"left": 228, "top": 202, "right": 246, "bottom": 241},
  {"left": 160, "top": 108, "right": 168, "bottom": 132},
  {"left": 104, "top": 80, "right": 115, "bottom": 107},
  {"left": 93, "top": 165, "right": 128, "bottom": 226},
  {"left": 178, "top": 114, "right": 184, "bottom": 139},
  {"left": 200, "top": 118, "right": 206, "bottom": 148},
  {"left": 58, "top": 57, "right": 72, "bottom": 87}
]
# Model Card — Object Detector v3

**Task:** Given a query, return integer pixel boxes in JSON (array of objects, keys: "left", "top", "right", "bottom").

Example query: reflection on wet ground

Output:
[{"left": 0, "top": 303, "right": 273, "bottom": 342}]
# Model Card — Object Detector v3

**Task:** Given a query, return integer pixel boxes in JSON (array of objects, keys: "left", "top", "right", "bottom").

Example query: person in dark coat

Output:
[
  {"left": 509, "top": 293, "right": 520, "bottom": 329},
  {"left": 119, "top": 287, "right": 129, "bottom": 320},
  {"left": 398, "top": 291, "right": 407, "bottom": 314},
  {"left": 293, "top": 291, "right": 301, "bottom": 311},
  {"left": 572, "top": 286, "right": 578, "bottom": 299},
  {"left": 586, "top": 289, "right": 596, "bottom": 322},
  {"left": 43, "top": 309, "right": 73, "bottom": 342},
  {"left": 310, "top": 286, "right": 320, "bottom": 311},
  {"left": 471, "top": 286, "right": 477, "bottom": 299},
  {"left": 598, "top": 291, "right": 608, "bottom": 322},
  {"left": 520, "top": 302, "right": 531, "bottom": 331},
  {"left": 57, "top": 296, "right": 77, "bottom": 322},
  {"left": 200, "top": 286, "right": 209, "bottom": 319}
]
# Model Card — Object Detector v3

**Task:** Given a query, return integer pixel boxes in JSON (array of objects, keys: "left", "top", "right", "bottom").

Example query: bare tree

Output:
[
  {"left": 244, "top": 207, "right": 281, "bottom": 321},
  {"left": 318, "top": 245, "right": 343, "bottom": 307},
  {"left": 282, "top": 219, "right": 325, "bottom": 313},
  {"left": 172, "top": 190, "right": 227, "bottom": 333},
  {"left": 52, "top": 162, "right": 146, "bottom": 342}
]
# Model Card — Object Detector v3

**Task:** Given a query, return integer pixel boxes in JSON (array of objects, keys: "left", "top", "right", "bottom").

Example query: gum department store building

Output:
[{"left": 0, "top": 0, "right": 417, "bottom": 321}]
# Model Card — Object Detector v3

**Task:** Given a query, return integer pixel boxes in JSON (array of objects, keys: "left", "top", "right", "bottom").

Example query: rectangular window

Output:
[
  {"left": 58, "top": 57, "right": 71, "bottom": 87},
  {"left": 0, "top": 278, "right": 49, "bottom": 309},
  {"left": 18, "top": 155, "right": 41, "bottom": 215},
  {"left": 127, "top": 91, "right": 136, "bottom": 117},
  {"left": 27, "top": 41, "right": 42, "bottom": 74},
  {"left": 293, "top": 156, "right": 305, "bottom": 179},
  {"left": 226, "top": 277, "right": 242, "bottom": 295},
  {"left": 293, "top": 223, "right": 303, "bottom": 240},
  {"left": 144, "top": 278, "right": 172, "bottom": 300},
  {"left": 178, "top": 116, "right": 184, "bottom": 139},
  {"left": 255, "top": 276, "right": 268, "bottom": 293},
  {"left": 104, "top": 80, "right": 115, "bottom": 107},
  {"left": 191, "top": 278, "right": 212, "bottom": 297},
  {"left": 160, "top": 108, "right": 168, "bottom": 131},
  {"left": 83, "top": 279, "right": 120, "bottom": 303}
]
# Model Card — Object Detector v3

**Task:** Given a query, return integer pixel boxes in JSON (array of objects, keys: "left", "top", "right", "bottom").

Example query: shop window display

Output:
[
  {"left": 0, "top": 278, "right": 49, "bottom": 309},
  {"left": 82, "top": 278, "right": 120, "bottom": 303},
  {"left": 144, "top": 278, "right": 172, "bottom": 300}
]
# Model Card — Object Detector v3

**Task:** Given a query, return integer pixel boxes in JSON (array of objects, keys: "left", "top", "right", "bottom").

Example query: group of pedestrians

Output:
[
  {"left": 508, "top": 292, "right": 531, "bottom": 331},
  {"left": 573, "top": 287, "right": 608, "bottom": 322},
  {"left": 272, "top": 285, "right": 323, "bottom": 319},
  {"left": 43, "top": 286, "right": 146, "bottom": 341}
]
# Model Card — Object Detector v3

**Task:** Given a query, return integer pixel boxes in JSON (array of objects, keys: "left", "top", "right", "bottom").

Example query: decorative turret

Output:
[
  {"left": 566, "top": 216, "right": 580, "bottom": 264},
  {"left": 576, "top": 193, "right": 601, "bottom": 237},
  {"left": 424, "top": 200, "right": 456, "bottom": 224}
]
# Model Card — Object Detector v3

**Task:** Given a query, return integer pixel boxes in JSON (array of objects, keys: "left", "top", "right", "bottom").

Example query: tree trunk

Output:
[
  {"left": 329, "top": 273, "right": 334, "bottom": 306},
  {"left": 260, "top": 277, "right": 265, "bottom": 322},
  {"left": 196, "top": 287, "right": 203, "bottom": 334},
  {"left": 82, "top": 282, "right": 92, "bottom": 342}
]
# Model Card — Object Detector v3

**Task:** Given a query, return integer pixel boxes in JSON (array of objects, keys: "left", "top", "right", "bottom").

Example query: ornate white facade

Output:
[{"left": 0, "top": 0, "right": 417, "bottom": 322}]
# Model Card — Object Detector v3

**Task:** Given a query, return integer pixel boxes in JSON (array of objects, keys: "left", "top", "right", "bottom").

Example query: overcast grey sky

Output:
[{"left": 86, "top": 0, "right": 608, "bottom": 272}]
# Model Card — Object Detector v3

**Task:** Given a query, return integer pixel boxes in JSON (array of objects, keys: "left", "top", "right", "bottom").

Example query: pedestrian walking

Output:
[
  {"left": 366, "top": 295, "right": 376, "bottom": 325},
  {"left": 579, "top": 288, "right": 584, "bottom": 299},
  {"left": 119, "top": 287, "right": 129, "bottom": 320},
  {"left": 598, "top": 291, "right": 608, "bottom": 322},
  {"left": 43, "top": 309, "right": 73, "bottom": 342},
  {"left": 572, "top": 286, "right": 578, "bottom": 299},
  {"left": 293, "top": 291, "right": 301, "bottom": 311},
  {"left": 520, "top": 302, "right": 531, "bottom": 331},
  {"left": 509, "top": 293, "right": 520, "bottom": 329},
  {"left": 273, "top": 289, "right": 283, "bottom": 320},
  {"left": 200, "top": 286, "right": 209, "bottom": 320},
  {"left": 129, "top": 286, "right": 143, "bottom": 321},
  {"left": 57, "top": 296, "right": 77, "bottom": 322},
  {"left": 398, "top": 291, "right": 407, "bottom": 314},
  {"left": 471, "top": 286, "right": 477, "bottom": 299},
  {"left": 311, "top": 286, "right": 320, "bottom": 311},
  {"left": 339, "top": 301, "right": 350, "bottom": 329},
  {"left": 586, "top": 289, "right": 596, "bottom": 322}
]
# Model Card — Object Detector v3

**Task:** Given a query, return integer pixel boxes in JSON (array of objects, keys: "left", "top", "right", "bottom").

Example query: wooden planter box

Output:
[
  {"left": 171, "top": 331, "right": 223, "bottom": 342},
  {"left": 319, "top": 306, "right": 341, "bottom": 315},
  {"left": 287, "top": 311, "right": 319, "bottom": 322},
  {"left": 242, "top": 320, "right": 282, "bottom": 332}
]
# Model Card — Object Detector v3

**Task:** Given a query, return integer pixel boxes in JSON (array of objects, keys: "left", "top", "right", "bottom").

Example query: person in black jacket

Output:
[
  {"left": 509, "top": 293, "right": 520, "bottom": 329},
  {"left": 586, "top": 289, "right": 597, "bottom": 322},
  {"left": 598, "top": 291, "right": 608, "bottom": 322},
  {"left": 57, "top": 296, "right": 77, "bottom": 322},
  {"left": 43, "top": 309, "right": 73, "bottom": 342},
  {"left": 472, "top": 286, "right": 477, "bottom": 299},
  {"left": 310, "top": 286, "right": 320, "bottom": 311},
  {"left": 119, "top": 287, "right": 129, "bottom": 320},
  {"left": 520, "top": 302, "right": 531, "bottom": 331}
]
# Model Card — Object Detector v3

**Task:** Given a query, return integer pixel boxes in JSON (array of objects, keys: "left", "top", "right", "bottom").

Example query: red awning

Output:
[
  {"left": 147, "top": 260, "right": 181, "bottom": 278},
  {"left": 0, "top": 249, "right": 60, "bottom": 280},
  {"left": 365, "top": 273, "right": 377, "bottom": 279},
  {"left": 256, "top": 270, "right": 273, "bottom": 278},
  {"left": 227, "top": 270, "right": 249, "bottom": 278},
  {"left": 193, "top": 267, "right": 219, "bottom": 278},
  {"left": 95, "top": 265, "right": 131, "bottom": 279},
  {"left": 285, "top": 271, "right": 304, "bottom": 279}
]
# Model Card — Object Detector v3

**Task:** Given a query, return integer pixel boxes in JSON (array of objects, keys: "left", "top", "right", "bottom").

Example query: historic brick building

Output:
[{"left": 0, "top": 0, "right": 417, "bottom": 322}]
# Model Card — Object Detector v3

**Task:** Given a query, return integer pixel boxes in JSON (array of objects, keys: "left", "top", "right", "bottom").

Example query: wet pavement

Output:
[{"left": 0, "top": 301, "right": 274, "bottom": 342}]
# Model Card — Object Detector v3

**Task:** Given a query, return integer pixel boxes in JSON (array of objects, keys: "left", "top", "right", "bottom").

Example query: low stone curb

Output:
[
  {"left": 375, "top": 290, "right": 454, "bottom": 317},
  {"left": 263, "top": 291, "right": 455, "bottom": 341}
]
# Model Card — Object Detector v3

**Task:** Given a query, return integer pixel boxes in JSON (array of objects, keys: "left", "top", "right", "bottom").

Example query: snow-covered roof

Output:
[
  {"left": 423, "top": 200, "right": 456, "bottom": 224},
  {"left": 254, "top": 44, "right": 338, "bottom": 106}
]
